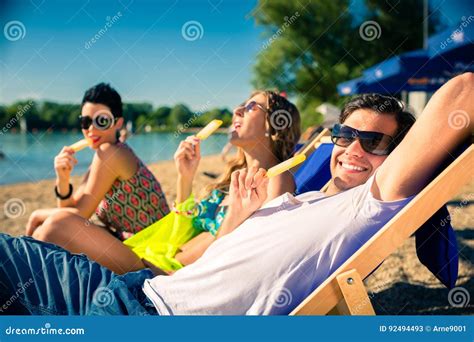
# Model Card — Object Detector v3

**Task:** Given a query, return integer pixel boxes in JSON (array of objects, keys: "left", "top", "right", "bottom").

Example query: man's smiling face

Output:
[{"left": 329, "top": 109, "right": 398, "bottom": 192}]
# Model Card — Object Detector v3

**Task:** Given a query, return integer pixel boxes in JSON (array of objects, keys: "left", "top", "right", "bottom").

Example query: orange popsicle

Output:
[{"left": 69, "top": 139, "right": 90, "bottom": 152}]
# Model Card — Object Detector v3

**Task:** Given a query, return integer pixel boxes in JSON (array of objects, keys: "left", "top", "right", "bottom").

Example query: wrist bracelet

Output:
[
  {"left": 172, "top": 201, "right": 197, "bottom": 217},
  {"left": 55, "top": 183, "right": 73, "bottom": 200}
]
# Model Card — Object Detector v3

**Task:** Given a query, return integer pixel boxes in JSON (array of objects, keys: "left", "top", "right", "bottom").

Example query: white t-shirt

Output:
[{"left": 143, "top": 175, "right": 412, "bottom": 315}]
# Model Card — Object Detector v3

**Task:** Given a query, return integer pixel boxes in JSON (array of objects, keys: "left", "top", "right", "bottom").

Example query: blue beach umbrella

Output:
[
  {"left": 336, "top": 77, "right": 365, "bottom": 96},
  {"left": 337, "top": 22, "right": 474, "bottom": 96},
  {"left": 336, "top": 50, "right": 433, "bottom": 95},
  {"left": 427, "top": 20, "right": 474, "bottom": 61}
]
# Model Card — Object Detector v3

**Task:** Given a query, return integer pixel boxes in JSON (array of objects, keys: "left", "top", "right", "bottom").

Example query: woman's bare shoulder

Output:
[{"left": 93, "top": 143, "right": 137, "bottom": 176}]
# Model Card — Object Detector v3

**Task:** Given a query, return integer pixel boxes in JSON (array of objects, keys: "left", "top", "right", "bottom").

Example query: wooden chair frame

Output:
[
  {"left": 291, "top": 128, "right": 331, "bottom": 174},
  {"left": 291, "top": 145, "right": 474, "bottom": 315}
]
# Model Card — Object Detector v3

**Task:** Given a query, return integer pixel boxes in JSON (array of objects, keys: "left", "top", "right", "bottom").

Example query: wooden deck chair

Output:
[
  {"left": 294, "top": 128, "right": 331, "bottom": 155},
  {"left": 290, "top": 144, "right": 474, "bottom": 315}
]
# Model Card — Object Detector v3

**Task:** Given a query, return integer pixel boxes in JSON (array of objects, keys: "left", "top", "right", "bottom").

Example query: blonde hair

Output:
[{"left": 202, "top": 90, "right": 301, "bottom": 197}]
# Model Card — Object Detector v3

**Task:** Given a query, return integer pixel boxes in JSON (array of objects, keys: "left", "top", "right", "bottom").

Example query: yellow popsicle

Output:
[
  {"left": 266, "top": 154, "right": 306, "bottom": 178},
  {"left": 196, "top": 119, "right": 223, "bottom": 140},
  {"left": 69, "top": 139, "right": 90, "bottom": 152}
]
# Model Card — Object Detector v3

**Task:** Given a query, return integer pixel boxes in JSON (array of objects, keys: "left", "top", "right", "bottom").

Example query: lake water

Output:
[{"left": 0, "top": 132, "right": 228, "bottom": 185}]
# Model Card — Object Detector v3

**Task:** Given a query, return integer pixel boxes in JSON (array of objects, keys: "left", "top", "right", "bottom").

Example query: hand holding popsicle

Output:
[
  {"left": 54, "top": 145, "right": 79, "bottom": 181},
  {"left": 174, "top": 119, "right": 222, "bottom": 180},
  {"left": 174, "top": 136, "right": 201, "bottom": 180}
]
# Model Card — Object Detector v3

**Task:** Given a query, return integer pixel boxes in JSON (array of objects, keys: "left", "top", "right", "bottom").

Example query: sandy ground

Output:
[{"left": 0, "top": 155, "right": 472, "bottom": 315}]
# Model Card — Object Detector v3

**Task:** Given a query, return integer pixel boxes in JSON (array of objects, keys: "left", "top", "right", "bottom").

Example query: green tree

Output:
[
  {"left": 220, "top": 108, "right": 233, "bottom": 127},
  {"left": 135, "top": 114, "right": 152, "bottom": 132},
  {"left": 193, "top": 108, "right": 222, "bottom": 127},
  {"left": 123, "top": 103, "right": 153, "bottom": 129},
  {"left": 0, "top": 100, "right": 230, "bottom": 132},
  {"left": 0, "top": 105, "right": 7, "bottom": 128},
  {"left": 6, "top": 100, "right": 40, "bottom": 130},
  {"left": 168, "top": 104, "right": 193, "bottom": 127},
  {"left": 251, "top": 0, "right": 443, "bottom": 128},
  {"left": 152, "top": 106, "right": 172, "bottom": 127},
  {"left": 66, "top": 104, "right": 81, "bottom": 129},
  {"left": 193, "top": 108, "right": 233, "bottom": 127},
  {"left": 41, "top": 102, "right": 79, "bottom": 129},
  {"left": 365, "top": 0, "right": 444, "bottom": 54}
]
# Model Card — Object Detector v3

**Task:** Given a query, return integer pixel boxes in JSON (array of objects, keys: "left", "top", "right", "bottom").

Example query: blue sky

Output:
[
  {"left": 0, "top": 0, "right": 262, "bottom": 110},
  {"left": 0, "top": 0, "right": 471, "bottom": 110}
]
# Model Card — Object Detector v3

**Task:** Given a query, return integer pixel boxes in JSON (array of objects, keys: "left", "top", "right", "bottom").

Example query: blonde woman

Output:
[{"left": 168, "top": 91, "right": 301, "bottom": 267}]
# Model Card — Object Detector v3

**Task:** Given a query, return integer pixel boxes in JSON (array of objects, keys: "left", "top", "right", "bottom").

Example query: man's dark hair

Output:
[
  {"left": 81, "top": 83, "right": 123, "bottom": 118},
  {"left": 340, "top": 93, "right": 416, "bottom": 147}
]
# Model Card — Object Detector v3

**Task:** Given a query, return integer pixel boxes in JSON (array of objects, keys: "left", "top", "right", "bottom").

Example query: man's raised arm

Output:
[{"left": 373, "top": 73, "right": 474, "bottom": 201}]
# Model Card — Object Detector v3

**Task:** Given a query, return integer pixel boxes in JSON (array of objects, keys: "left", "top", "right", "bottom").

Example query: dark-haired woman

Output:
[{"left": 26, "top": 83, "right": 170, "bottom": 271}]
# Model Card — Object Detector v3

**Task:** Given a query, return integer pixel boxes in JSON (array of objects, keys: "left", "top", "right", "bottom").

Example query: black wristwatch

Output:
[{"left": 54, "top": 183, "right": 73, "bottom": 200}]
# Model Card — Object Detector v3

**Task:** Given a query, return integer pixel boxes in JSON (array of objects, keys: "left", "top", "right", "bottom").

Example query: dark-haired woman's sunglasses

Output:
[
  {"left": 79, "top": 116, "right": 94, "bottom": 130},
  {"left": 331, "top": 124, "right": 395, "bottom": 156},
  {"left": 79, "top": 113, "right": 115, "bottom": 130}
]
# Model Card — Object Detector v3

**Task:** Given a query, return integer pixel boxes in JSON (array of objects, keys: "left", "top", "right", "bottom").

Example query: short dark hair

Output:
[
  {"left": 340, "top": 94, "right": 416, "bottom": 147},
  {"left": 81, "top": 83, "right": 123, "bottom": 118}
]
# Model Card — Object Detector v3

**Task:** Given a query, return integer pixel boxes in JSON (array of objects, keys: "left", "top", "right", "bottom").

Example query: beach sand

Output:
[{"left": 0, "top": 154, "right": 472, "bottom": 315}]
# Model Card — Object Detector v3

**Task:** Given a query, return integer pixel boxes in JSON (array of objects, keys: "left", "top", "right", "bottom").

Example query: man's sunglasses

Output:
[
  {"left": 79, "top": 112, "right": 115, "bottom": 130},
  {"left": 237, "top": 100, "right": 268, "bottom": 114},
  {"left": 331, "top": 124, "right": 396, "bottom": 156}
]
